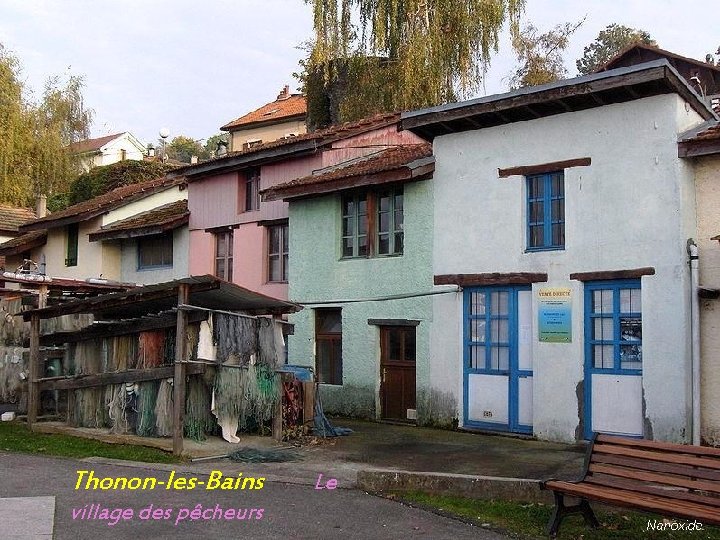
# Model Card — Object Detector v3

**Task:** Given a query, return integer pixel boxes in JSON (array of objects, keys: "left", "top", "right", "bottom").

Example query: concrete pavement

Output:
[
  {"left": 1, "top": 496, "right": 55, "bottom": 539},
  {"left": 33, "top": 418, "right": 588, "bottom": 504},
  {"left": 0, "top": 452, "right": 508, "bottom": 540}
]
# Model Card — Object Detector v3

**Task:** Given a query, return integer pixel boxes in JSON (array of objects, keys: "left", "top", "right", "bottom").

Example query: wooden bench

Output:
[{"left": 541, "top": 434, "right": 720, "bottom": 536}]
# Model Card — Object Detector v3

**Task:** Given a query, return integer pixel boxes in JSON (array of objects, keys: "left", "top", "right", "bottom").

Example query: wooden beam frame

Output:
[
  {"left": 37, "top": 363, "right": 206, "bottom": 391},
  {"left": 678, "top": 139, "right": 720, "bottom": 158},
  {"left": 368, "top": 319, "right": 421, "bottom": 327},
  {"left": 569, "top": 267, "right": 656, "bottom": 281},
  {"left": 40, "top": 311, "right": 207, "bottom": 346},
  {"left": 434, "top": 273, "right": 548, "bottom": 286},
  {"left": 498, "top": 158, "right": 592, "bottom": 178}
]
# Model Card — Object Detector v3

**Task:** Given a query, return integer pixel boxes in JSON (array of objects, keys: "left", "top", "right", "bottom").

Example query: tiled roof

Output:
[
  {"left": 67, "top": 132, "right": 126, "bottom": 154},
  {"left": 221, "top": 95, "right": 306, "bottom": 131},
  {"left": 89, "top": 200, "right": 189, "bottom": 242},
  {"left": 175, "top": 112, "right": 401, "bottom": 178},
  {"left": 0, "top": 204, "right": 36, "bottom": 233},
  {"left": 0, "top": 230, "right": 47, "bottom": 257},
  {"left": 20, "top": 175, "right": 185, "bottom": 232},
  {"left": 263, "top": 143, "right": 434, "bottom": 201}
]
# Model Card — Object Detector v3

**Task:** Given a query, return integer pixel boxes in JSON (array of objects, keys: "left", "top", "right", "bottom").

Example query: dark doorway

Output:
[{"left": 380, "top": 326, "right": 416, "bottom": 421}]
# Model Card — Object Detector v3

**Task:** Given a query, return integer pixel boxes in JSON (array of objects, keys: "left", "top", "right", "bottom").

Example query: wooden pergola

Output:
[{"left": 21, "top": 275, "right": 301, "bottom": 455}]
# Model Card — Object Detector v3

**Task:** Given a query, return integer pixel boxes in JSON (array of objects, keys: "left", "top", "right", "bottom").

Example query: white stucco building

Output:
[
  {"left": 69, "top": 132, "right": 147, "bottom": 172},
  {"left": 401, "top": 60, "right": 717, "bottom": 444}
]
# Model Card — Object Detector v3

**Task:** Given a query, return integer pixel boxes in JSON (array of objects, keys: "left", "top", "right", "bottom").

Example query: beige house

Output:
[
  {"left": 0, "top": 176, "right": 189, "bottom": 286},
  {"left": 680, "top": 120, "right": 720, "bottom": 446},
  {"left": 220, "top": 85, "right": 307, "bottom": 152}
]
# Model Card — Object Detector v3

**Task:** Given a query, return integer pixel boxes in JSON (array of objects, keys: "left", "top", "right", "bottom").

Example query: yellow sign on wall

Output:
[{"left": 538, "top": 287, "right": 572, "bottom": 343}]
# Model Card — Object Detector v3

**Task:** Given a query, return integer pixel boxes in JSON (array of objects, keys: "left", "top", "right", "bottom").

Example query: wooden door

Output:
[{"left": 380, "top": 326, "right": 416, "bottom": 421}]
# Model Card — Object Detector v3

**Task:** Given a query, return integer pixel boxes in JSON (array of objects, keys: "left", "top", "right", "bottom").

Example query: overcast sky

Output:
[{"left": 0, "top": 0, "right": 715, "bottom": 147}]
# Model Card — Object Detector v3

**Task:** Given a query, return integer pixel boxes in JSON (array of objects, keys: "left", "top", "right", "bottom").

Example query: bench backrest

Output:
[{"left": 586, "top": 434, "right": 720, "bottom": 511}]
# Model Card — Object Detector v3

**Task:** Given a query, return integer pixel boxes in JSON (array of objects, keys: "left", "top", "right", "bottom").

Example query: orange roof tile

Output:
[
  {"left": 0, "top": 204, "right": 36, "bottom": 234},
  {"left": 21, "top": 176, "right": 185, "bottom": 232},
  {"left": 221, "top": 94, "right": 307, "bottom": 131}
]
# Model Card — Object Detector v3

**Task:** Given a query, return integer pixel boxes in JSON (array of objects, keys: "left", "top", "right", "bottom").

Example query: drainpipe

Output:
[{"left": 688, "top": 239, "right": 700, "bottom": 445}]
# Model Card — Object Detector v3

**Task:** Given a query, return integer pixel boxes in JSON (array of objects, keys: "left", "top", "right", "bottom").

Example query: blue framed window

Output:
[
  {"left": 585, "top": 280, "right": 642, "bottom": 374},
  {"left": 527, "top": 171, "right": 564, "bottom": 251},
  {"left": 466, "top": 290, "right": 510, "bottom": 373}
]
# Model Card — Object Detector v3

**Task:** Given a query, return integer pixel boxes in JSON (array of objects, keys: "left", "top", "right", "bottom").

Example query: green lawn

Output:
[
  {"left": 0, "top": 421, "right": 182, "bottom": 464},
  {"left": 391, "top": 491, "right": 720, "bottom": 540}
]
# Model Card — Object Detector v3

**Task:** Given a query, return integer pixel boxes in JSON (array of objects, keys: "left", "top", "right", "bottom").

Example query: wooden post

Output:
[
  {"left": 272, "top": 376, "right": 283, "bottom": 441},
  {"left": 302, "top": 381, "right": 315, "bottom": 429},
  {"left": 172, "top": 284, "right": 189, "bottom": 456},
  {"left": 27, "top": 314, "right": 40, "bottom": 426},
  {"left": 27, "top": 286, "right": 47, "bottom": 428}
]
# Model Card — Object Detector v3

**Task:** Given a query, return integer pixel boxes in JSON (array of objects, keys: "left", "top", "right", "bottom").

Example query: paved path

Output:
[
  {"left": 1, "top": 496, "right": 54, "bottom": 539},
  {"left": 0, "top": 452, "right": 507, "bottom": 540}
]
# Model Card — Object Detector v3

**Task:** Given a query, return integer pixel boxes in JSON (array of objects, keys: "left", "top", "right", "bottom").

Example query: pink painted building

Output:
[{"left": 173, "top": 113, "right": 425, "bottom": 299}]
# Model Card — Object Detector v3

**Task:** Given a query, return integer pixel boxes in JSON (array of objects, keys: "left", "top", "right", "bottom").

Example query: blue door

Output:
[
  {"left": 584, "top": 280, "right": 643, "bottom": 439},
  {"left": 464, "top": 286, "right": 533, "bottom": 433}
]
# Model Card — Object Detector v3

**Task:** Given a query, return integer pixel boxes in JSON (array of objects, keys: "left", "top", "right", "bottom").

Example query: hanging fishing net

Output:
[
  {"left": 106, "top": 383, "right": 132, "bottom": 434},
  {"left": 138, "top": 331, "right": 166, "bottom": 369},
  {"left": 154, "top": 378, "right": 174, "bottom": 437},
  {"left": 227, "top": 447, "right": 300, "bottom": 463},
  {"left": 213, "top": 313, "right": 257, "bottom": 366},
  {"left": 136, "top": 380, "right": 159, "bottom": 437},
  {"left": 184, "top": 374, "right": 215, "bottom": 441},
  {"left": 0, "top": 347, "right": 25, "bottom": 403},
  {"left": 71, "top": 340, "right": 107, "bottom": 427}
]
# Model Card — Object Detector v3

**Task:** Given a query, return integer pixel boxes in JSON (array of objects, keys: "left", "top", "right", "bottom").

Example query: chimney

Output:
[
  {"left": 190, "top": 155, "right": 199, "bottom": 164},
  {"left": 277, "top": 85, "right": 290, "bottom": 101},
  {"left": 36, "top": 194, "right": 47, "bottom": 219}
]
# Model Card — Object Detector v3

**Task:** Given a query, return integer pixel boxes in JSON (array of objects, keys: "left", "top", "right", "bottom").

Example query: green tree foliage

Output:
[
  {"left": 204, "top": 133, "right": 228, "bottom": 157},
  {"left": 302, "top": 0, "right": 525, "bottom": 127},
  {"left": 510, "top": 20, "right": 583, "bottom": 89},
  {"left": 576, "top": 24, "right": 655, "bottom": 75},
  {"left": 48, "top": 160, "right": 175, "bottom": 211},
  {"left": 163, "top": 135, "right": 210, "bottom": 163},
  {"left": 0, "top": 45, "right": 30, "bottom": 205},
  {"left": 0, "top": 44, "right": 92, "bottom": 206}
]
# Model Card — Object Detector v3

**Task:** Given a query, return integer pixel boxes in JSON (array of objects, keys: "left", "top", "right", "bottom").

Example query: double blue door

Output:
[{"left": 463, "top": 286, "right": 533, "bottom": 433}]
